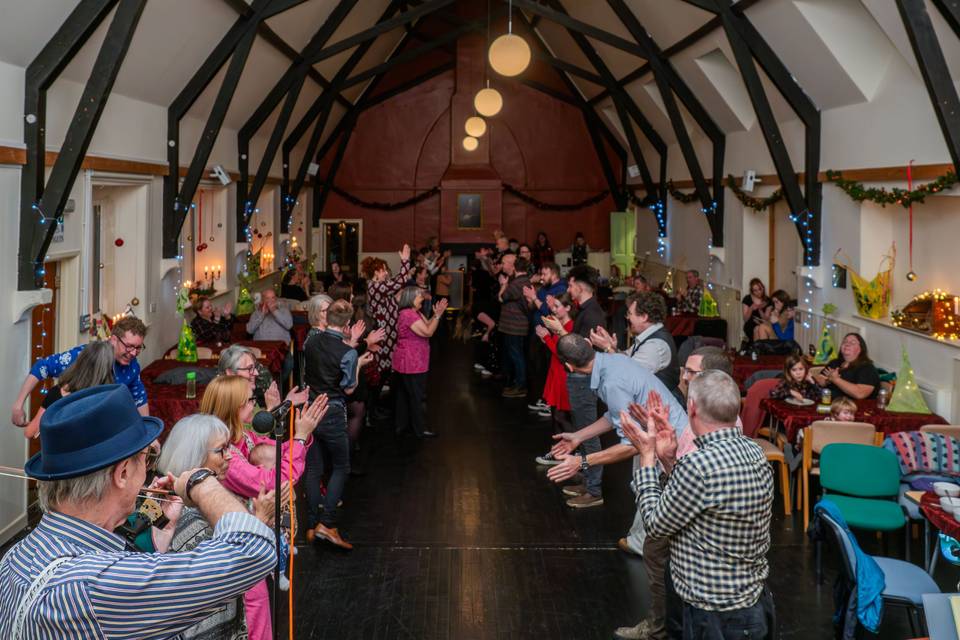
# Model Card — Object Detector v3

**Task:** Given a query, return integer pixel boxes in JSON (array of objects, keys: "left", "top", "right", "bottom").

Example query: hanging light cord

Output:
[
  {"left": 507, "top": 0, "right": 513, "bottom": 34},
  {"left": 486, "top": 0, "right": 491, "bottom": 88}
]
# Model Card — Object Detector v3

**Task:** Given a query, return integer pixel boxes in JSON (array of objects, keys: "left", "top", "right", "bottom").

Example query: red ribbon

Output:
[{"left": 907, "top": 160, "right": 914, "bottom": 272}]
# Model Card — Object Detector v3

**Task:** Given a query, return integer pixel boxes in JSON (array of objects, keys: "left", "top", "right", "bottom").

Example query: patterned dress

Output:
[{"left": 367, "top": 259, "right": 413, "bottom": 378}]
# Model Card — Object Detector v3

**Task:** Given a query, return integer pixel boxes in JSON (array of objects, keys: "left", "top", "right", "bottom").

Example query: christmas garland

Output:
[
  {"left": 666, "top": 181, "right": 699, "bottom": 204},
  {"left": 321, "top": 183, "right": 609, "bottom": 212},
  {"left": 325, "top": 184, "right": 440, "bottom": 210},
  {"left": 502, "top": 184, "right": 610, "bottom": 211},
  {"left": 825, "top": 169, "right": 959, "bottom": 207},
  {"left": 725, "top": 174, "right": 783, "bottom": 212}
]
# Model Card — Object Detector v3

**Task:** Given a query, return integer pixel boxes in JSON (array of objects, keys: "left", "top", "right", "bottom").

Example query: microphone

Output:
[{"left": 251, "top": 400, "right": 293, "bottom": 435}]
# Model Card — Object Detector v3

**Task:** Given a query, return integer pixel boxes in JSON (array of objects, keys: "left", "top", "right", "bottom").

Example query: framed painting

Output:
[{"left": 457, "top": 193, "right": 483, "bottom": 229}]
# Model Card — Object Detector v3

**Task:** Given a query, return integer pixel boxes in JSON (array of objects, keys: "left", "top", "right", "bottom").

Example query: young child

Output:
[
  {"left": 248, "top": 444, "right": 293, "bottom": 591},
  {"left": 769, "top": 354, "right": 819, "bottom": 402},
  {"left": 829, "top": 397, "right": 858, "bottom": 422}
]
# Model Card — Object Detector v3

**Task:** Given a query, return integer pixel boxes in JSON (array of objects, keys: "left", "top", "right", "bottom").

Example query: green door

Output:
[{"left": 609, "top": 210, "right": 636, "bottom": 277}]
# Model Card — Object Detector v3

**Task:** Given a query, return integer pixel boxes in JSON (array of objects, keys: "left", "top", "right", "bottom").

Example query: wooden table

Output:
[{"left": 762, "top": 397, "right": 947, "bottom": 443}]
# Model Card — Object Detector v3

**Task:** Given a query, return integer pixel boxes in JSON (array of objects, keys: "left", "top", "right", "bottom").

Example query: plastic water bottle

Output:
[{"left": 185, "top": 371, "right": 197, "bottom": 399}]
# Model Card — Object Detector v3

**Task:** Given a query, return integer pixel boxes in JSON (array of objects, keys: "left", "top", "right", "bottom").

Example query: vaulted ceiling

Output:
[{"left": 0, "top": 0, "right": 952, "bottom": 180}]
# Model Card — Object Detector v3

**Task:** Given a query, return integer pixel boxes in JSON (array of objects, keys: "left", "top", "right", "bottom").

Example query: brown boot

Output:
[{"left": 313, "top": 523, "right": 353, "bottom": 550}]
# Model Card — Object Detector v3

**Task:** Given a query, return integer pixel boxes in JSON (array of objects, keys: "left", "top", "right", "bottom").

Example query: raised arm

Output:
[{"left": 222, "top": 439, "right": 309, "bottom": 497}]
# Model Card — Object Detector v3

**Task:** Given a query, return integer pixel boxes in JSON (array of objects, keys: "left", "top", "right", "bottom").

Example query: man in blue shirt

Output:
[
  {"left": 11, "top": 316, "right": 150, "bottom": 426},
  {"left": 0, "top": 384, "right": 276, "bottom": 639},
  {"left": 545, "top": 334, "right": 689, "bottom": 491}
]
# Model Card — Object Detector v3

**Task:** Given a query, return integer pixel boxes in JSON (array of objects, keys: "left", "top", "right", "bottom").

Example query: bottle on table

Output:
[
  {"left": 185, "top": 371, "right": 197, "bottom": 399},
  {"left": 876, "top": 387, "right": 889, "bottom": 411}
]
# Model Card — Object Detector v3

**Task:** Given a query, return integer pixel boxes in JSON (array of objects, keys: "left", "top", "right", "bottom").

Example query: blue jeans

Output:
[
  {"left": 566, "top": 372, "right": 602, "bottom": 497},
  {"left": 682, "top": 588, "right": 776, "bottom": 640},
  {"left": 304, "top": 401, "right": 350, "bottom": 528},
  {"left": 502, "top": 334, "right": 527, "bottom": 389}
]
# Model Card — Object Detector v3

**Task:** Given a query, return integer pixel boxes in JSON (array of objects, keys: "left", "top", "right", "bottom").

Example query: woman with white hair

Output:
[
  {"left": 158, "top": 414, "right": 277, "bottom": 640},
  {"left": 218, "top": 344, "right": 307, "bottom": 410}
]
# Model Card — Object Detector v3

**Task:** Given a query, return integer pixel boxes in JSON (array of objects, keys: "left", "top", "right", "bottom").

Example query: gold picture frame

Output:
[{"left": 456, "top": 193, "right": 483, "bottom": 229}]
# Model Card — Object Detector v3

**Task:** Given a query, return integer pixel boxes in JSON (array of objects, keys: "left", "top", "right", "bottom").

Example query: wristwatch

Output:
[
  {"left": 579, "top": 454, "right": 589, "bottom": 472},
  {"left": 186, "top": 468, "right": 215, "bottom": 501},
  {"left": 294, "top": 438, "right": 308, "bottom": 446}
]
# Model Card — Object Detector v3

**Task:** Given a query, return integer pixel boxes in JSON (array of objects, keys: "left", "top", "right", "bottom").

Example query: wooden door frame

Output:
[{"left": 318, "top": 218, "right": 363, "bottom": 275}]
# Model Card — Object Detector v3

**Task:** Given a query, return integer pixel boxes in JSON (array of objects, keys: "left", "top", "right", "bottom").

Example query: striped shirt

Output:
[
  {"left": 0, "top": 510, "right": 276, "bottom": 639},
  {"left": 635, "top": 427, "right": 773, "bottom": 611}
]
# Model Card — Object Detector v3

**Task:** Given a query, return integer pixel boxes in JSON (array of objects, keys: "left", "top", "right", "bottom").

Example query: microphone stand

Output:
[{"left": 270, "top": 407, "right": 290, "bottom": 640}]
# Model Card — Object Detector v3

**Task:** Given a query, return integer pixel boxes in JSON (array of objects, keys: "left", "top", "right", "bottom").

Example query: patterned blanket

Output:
[{"left": 883, "top": 431, "right": 960, "bottom": 476}]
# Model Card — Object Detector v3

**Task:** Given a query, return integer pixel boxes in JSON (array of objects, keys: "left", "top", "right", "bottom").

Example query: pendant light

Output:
[
  {"left": 463, "top": 136, "right": 479, "bottom": 151},
  {"left": 465, "top": 116, "right": 487, "bottom": 137},
  {"left": 488, "top": 0, "right": 530, "bottom": 77},
  {"left": 474, "top": 0, "right": 503, "bottom": 117}
]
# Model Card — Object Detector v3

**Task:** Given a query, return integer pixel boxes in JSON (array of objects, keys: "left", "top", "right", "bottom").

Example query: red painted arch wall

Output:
[{"left": 322, "top": 70, "right": 619, "bottom": 253}]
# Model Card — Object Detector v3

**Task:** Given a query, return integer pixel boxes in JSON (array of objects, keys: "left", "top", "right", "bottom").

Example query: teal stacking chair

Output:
[{"left": 818, "top": 443, "right": 908, "bottom": 579}]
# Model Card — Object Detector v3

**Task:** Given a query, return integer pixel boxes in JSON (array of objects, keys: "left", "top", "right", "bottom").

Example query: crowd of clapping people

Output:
[
  {"left": 0, "top": 238, "right": 453, "bottom": 639},
  {"left": 0, "top": 219, "right": 895, "bottom": 639},
  {"left": 462, "top": 235, "right": 893, "bottom": 639}
]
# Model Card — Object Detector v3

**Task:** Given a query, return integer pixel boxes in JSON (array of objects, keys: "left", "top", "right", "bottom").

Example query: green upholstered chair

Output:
[{"left": 817, "top": 443, "right": 908, "bottom": 579}]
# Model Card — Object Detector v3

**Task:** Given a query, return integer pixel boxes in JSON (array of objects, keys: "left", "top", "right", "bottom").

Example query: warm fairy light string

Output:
[{"left": 892, "top": 289, "right": 960, "bottom": 341}]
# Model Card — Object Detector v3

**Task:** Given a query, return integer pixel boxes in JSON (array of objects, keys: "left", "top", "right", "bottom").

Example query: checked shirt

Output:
[{"left": 635, "top": 427, "right": 773, "bottom": 611}]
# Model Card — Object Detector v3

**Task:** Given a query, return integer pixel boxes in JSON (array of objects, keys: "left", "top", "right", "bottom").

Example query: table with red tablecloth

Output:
[
  {"left": 761, "top": 397, "right": 947, "bottom": 443},
  {"left": 920, "top": 491, "right": 960, "bottom": 542},
  {"left": 733, "top": 355, "right": 786, "bottom": 389}
]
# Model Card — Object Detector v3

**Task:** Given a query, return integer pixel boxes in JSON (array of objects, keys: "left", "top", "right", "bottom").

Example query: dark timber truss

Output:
[
  {"left": 21, "top": 0, "right": 835, "bottom": 284},
  {"left": 18, "top": 0, "right": 146, "bottom": 290},
  {"left": 896, "top": 0, "right": 960, "bottom": 173}
]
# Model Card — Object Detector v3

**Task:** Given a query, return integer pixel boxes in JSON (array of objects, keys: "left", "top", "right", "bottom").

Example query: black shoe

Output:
[{"left": 419, "top": 431, "right": 438, "bottom": 438}]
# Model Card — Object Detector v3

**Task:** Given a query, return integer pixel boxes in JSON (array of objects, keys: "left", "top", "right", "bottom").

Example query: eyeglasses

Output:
[
  {"left": 141, "top": 448, "right": 159, "bottom": 472},
  {"left": 116, "top": 334, "right": 144, "bottom": 355},
  {"left": 681, "top": 367, "right": 704, "bottom": 379},
  {"left": 208, "top": 445, "right": 229, "bottom": 457},
  {"left": 234, "top": 364, "right": 257, "bottom": 374},
  {"left": 246, "top": 396, "right": 257, "bottom": 405}
]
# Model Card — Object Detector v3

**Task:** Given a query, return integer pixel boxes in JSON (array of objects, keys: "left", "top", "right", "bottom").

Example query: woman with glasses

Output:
[
  {"left": 217, "top": 344, "right": 307, "bottom": 413},
  {"left": 199, "top": 375, "right": 327, "bottom": 640},
  {"left": 158, "top": 413, "right": 278, "bottom": 640}
]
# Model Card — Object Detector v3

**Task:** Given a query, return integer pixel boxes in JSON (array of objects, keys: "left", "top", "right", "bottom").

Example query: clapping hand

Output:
[
  {"left": 223, "top": 302, "right": 233, "bottom": 316},
  {"left": 284, "top": 385, "right": 309, "bottom": 407},
  {"left": 434, "top": 298, "right": 449, "bottom": 315},
  {"left": 349, "top": 319, "right": 366, "bottom": 346},
  {"left": 366, "top": 326, "right": 386, "bottom": 347},
  {"left": 550, "top": 432, "right": 581, "bottom": 458},
  {"left": 546, "top": 453, "right": 581, "bottom": 483},
  {"left": 252, "top": 484, "right": 277, "bottom": 527},
  {"left": 264, "top": 381, "right": 281, "bottom": 411},
  {"left": 358, "top": 351, "right": 375, "bottom": 368},
  {"left": 589, "top": 326, "right": 616, "bottom": 352},
  {"left": 523, "top": 285, "right": 538, "bottom": 303},
  {"left": 294, "top": 394, "right": 328, "bottom": 440},
  {"left": 535, "top": 325, "right": 549, "bottom": 340},
  {"left": 399, "top": 244, "right": 411, "bottom": 262},
  {"left": 542, "top": 315, "right": 564, "bottom": 335}
]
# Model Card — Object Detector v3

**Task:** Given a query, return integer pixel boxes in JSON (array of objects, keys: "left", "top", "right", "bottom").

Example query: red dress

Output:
[{"left": 541, "top": 319, "right": 573, "bottom": 411}]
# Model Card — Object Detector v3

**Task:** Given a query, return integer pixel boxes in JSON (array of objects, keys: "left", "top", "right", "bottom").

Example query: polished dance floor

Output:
[{"left": 282, "top": 339, "right": 960, "bottom": 639}]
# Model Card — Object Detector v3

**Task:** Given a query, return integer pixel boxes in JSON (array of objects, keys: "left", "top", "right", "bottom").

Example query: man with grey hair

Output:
[
  {"left": 0, "top": 385, "right": 276, "bottom": 638},
  {"left": 622, "top": 370, "right": 775, "bottom": 639}
]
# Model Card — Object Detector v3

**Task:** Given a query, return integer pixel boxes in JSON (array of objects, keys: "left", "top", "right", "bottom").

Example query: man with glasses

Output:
[
  {"left": 0, "top": 384, "right": 276, "bottom": 638},
  {"left": 11, "top": 317, "right": 150, "bottom": 426}
]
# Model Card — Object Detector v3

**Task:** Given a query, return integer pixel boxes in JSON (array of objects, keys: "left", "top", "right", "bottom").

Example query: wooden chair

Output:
[
  {"left": 247, "top": 346, "right": 263, "bottom": 358},
  {"left": 756, "top": 435, "right": 792, "bottom": 515},
  {"left": 802, "top": 420, "right": 877, "bottom": 532},
  {"left": 920, "top": 424, "right": 960, "bottom": 439},
  {"left": 196, "top": 346, "right": 213, "bottom": 359}
]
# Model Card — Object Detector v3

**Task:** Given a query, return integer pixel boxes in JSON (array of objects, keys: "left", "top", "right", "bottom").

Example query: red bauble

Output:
[{"left": 114, "top": 238, "right": 124, "bottom": 247}]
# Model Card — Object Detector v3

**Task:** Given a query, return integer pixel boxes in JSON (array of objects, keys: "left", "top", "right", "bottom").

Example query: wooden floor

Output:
[{"left": 281, "top": 339, "right": 958, "bottom": 640}]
